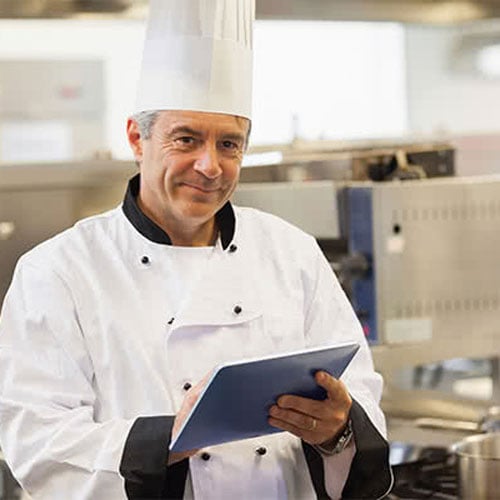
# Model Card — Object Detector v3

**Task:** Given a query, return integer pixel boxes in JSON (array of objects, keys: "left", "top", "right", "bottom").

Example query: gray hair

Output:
[
  {"left": 130, "top": 109, "right": 251, "bottom": 147},
  {"left": 130, "top": 110, "right": 160, "bottom": 140}
]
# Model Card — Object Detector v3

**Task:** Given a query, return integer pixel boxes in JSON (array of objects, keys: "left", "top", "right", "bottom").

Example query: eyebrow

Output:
[
  {"left": 220, "top": 133, "right": 246, "bottom": 144},
  {"left": 168, "top": 126, "right": 203, "bottom": 138},
  {"left": 168, "top": 125, "right": 246, "bottom": 145}
]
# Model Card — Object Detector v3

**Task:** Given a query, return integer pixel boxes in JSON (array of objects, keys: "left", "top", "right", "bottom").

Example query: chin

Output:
[{"left": 180, "top": 202, "right": 220, "bottom": 222}]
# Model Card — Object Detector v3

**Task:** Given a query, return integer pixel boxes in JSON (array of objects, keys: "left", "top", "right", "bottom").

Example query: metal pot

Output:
[
  {"left": 452, "top": 433, "right": 500, "bottom": 499},
  {"left": 389, "top": 441, "right": 426, "bottom": 466}
]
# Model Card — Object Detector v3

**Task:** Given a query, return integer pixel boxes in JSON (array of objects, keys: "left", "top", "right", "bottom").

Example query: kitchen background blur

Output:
[{"left": 2, "top": 1, "right": 500, "bottom": 498}]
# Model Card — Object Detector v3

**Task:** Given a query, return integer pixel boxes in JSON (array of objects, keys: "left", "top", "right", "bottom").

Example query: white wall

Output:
[
  {"left": 252, "top": 21, "right": 407, "bottom": 145},
  {"left": 406, "top": 24, "right": 500, "bottom": 136},
  {"left": 0, "top": 19, "right": 145, "bottom": 160},
  {"left": 405, "top": 24, "right": 500, "bottom": 175},
  {"left": 0, "top": 19, "right": 407, "bottom": 159}
]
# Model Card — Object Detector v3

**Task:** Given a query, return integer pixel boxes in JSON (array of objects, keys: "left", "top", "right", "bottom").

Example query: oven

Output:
[{"left": 387, "top": 443, "right": 458, "bottom": 499}]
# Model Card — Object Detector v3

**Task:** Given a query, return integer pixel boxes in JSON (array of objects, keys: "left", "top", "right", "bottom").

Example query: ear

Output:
[{"left": 126, "top": 118, "right": 143, "bottom": 164}]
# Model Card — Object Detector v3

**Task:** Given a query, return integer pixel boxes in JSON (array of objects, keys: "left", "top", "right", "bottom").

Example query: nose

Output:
[{"left": 193, "top": 143, "right": 222, "bottom": 179}]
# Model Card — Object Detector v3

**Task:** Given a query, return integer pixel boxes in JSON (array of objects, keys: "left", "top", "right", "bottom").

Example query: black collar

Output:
[{"left": 122, "top": 174, "right": 236, "bottom": 250}]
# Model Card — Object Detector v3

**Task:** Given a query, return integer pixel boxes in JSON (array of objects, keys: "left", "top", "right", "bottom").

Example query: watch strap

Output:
[{"left": 314, "top": 418, "right": 353, "bottom": 456}]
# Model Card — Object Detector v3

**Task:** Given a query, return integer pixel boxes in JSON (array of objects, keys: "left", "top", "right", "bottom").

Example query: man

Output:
[{"left": 0, "top": 1, "right": 392, "bottom": 499}]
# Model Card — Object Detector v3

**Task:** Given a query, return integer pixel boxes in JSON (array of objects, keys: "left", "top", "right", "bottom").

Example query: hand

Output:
[
  {"left": 167, "top": 373, "right": 211, "bottom": 466},
  {"left": 268, "top": 371, "right": 352, "bottom": 446}
]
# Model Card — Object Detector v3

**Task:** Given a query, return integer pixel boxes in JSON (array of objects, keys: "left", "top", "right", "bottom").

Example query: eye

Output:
[
  {"left": 176, "top": 136, "right": 196, "bottom": 145},
  {"left": 221, "top": 140, "right": 238, "bottom": 150}
]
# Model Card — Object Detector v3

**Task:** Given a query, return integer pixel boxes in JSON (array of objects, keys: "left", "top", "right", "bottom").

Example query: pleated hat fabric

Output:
[{"left": 135, "top": 0, "right": 254, "bottom": 119}]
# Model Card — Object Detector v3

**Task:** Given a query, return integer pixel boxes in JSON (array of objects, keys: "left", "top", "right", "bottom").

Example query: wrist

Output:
[{"left": 314, "top": 419, "right": 353, "bottom": 456}]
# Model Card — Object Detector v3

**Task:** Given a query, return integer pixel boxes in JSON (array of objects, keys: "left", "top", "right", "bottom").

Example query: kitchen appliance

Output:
[
  {"left": 0, "top": 145, "right": 496, "bottom": 496},
  {"left": 234, "top": 148, "right": 500, "bottom": 436},
  {"left": 452, "top": 433, "right": 500, "bottom": 499},
  {"left": 388, "top": 432, "right": 500, "bottom": 499},
  {"left": 387, "top": 444, "right": 458, "bottom": 499},
  {"left": 3, "top": 0, "right": 500, "bottom": 24}
]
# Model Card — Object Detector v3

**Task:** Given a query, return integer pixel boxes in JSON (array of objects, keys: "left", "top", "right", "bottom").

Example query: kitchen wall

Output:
[
  {"left": 3, "top": 17, "right": 500, "bottom": 167},
  {"left": 405, "top": 22, "right": 500, "bottom": 175},
  {"left": 0, "top": 19, "right": 407, "bottom": 160},
  {"left": 0, "top": 19, "right": 145, "bottom": 160},
  {"left": 406, "top": 23, "right": 500, "bottom": 135}
]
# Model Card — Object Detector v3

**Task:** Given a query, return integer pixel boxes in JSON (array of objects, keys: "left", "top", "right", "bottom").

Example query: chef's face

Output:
[{"left": 127, "top": 110, "right": 249, "bottom": 233}]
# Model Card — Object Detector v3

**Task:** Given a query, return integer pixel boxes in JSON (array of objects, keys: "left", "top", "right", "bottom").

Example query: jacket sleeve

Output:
[
  {"left": 301, "top": 240, "right": 393, "bottom": 499},
  {"left": 120, "top": 417, "right": 189, "bottom": 499},
  {"left": 0, "top": 259, "right": 185, "bottom": 499}
]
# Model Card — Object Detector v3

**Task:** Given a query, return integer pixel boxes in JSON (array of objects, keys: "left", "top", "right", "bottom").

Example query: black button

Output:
[
  {"left": 141, "top": 256, "right": 150, "bottom": 265},
  {"left": 229, "top": 244, "right": 237, "bottom": 253},
  {"left": 183, "top": 382, "right": 192, "bottom": 391},
  {"left": 233, "top": 305, "right": 242, "bottom": 314},
  {"left": 201, "top": 452, "right": 211, "bottom": 461},
  {"left": 167, "top": 317, "right": 175, "bottom": 325},
  {"left": 256, "top": 447, "right": 267, "bottom": 456}
]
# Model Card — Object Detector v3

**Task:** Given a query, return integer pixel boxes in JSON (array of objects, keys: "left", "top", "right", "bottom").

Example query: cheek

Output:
[{"left": 224, "top": 163, "right": 241, "bottom": 185}]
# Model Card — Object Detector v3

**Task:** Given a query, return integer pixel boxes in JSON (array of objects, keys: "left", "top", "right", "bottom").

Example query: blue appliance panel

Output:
[{"left": 346, "top": 187, "right": 378, "bottom": 344}]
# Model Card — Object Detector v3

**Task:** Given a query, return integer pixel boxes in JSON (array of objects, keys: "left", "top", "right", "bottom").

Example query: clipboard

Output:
[{"left": 169, "top": 342, "right": 360, "bottom": 452}]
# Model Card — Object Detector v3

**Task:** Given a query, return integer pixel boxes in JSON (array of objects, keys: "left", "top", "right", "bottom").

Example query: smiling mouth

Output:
[{"left": 182, "top": 183, "right": 220, "bottom": 193}]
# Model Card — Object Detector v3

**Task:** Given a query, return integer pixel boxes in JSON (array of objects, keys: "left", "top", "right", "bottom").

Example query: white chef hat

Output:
[{"left": 134, "top": 0, "right": 254, "bottom": 120}]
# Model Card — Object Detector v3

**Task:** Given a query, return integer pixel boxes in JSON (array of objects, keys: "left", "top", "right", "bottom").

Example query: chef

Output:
[{"left": 0, "top": 1, "right": 392, "bottom": 499}]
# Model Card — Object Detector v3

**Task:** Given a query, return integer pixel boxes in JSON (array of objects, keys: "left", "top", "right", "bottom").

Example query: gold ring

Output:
[{"left": 310, "top": 418, "right": 317, "bottom": 431}]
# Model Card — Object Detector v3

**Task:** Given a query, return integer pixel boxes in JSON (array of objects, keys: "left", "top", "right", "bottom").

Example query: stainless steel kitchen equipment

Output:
[
  {"left": 452, "top": 433, "right": 500, "bottom": 500},
  {"left": 4, "top": 0, "right": 500, "bottom": 24},
  {"left": 388, "top": 416, "right": 500, "bottom": 499},
  {"left": 0, "top": 144, "right": 496, "bottom": 497},
  {"left": 387, "top": 443, "right": 458, "bottom": 499},
  {"left": 234, "top": 146, "right": 500, "bottom": 445},
  {"left": 239, "top": 140, "right": 454, "bottom": 184}
]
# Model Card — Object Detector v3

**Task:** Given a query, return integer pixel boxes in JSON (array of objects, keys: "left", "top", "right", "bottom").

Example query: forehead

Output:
[{"left": 154, "top": 110, "right": 249, "bottom": 136}]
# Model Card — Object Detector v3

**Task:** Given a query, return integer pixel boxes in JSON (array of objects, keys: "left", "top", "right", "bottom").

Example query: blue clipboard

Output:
[{"left": 169, "top": 342, "right": 360, "bottom": 452}]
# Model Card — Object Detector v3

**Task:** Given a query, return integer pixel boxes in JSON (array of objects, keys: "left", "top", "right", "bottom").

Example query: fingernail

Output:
[{"left": 278, "top": 397, "right": 288, "bottom": 407}]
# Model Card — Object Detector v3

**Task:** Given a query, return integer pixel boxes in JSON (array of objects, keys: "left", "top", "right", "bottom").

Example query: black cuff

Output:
[
  {"left": 119, "top": 416, "right": 189, "bottom": 500},
  {"left": 302, "top": 441, "right": 330, "bottom": 499},
  {"left": 302, "top": 399, "right": 393, "bottom": 500},
  {"left": 342, "top": 399, "right": 393, "bottom": 499}
]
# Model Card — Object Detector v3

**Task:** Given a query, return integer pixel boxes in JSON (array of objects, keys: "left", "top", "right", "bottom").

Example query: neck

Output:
[
  {"left": 137, "top": 197, "right": 218, "bottom": 247},
  {"left": 169, "top": 219, "right": 218, "bottom": 247}
]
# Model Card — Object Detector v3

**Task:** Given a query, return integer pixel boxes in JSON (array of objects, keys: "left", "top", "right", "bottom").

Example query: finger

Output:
[
  {"left": 277, "top": 375, "right": 349, "bottom": 409},
  {"left": 168, "top": 448, "right": 200, "bottom": 466},
  {"left": 277, "top": 395, "right": 331, "bottom": 420},
  {"left": 194, "top": 371, "right": 213, "bottom": 392},
  {"left": 269, "top": 404, "right": 320, "bottom": 431},
  {"left": 315, "top": 372, "right": 351, "bottom": 407},
  {"left": 268, "top": 415, "right": 313, "bottom": 440},
  {"left": 315, "top": 371, "right": 342, "bottom": 396},
  {"left": 268, "top": 415, "right": 330, "bottom": 446},
  {"left": 173, "top": 371, "right": 215, "bottom": 438}
]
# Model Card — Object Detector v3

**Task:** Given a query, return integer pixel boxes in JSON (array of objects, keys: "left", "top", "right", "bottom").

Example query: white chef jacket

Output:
[{"left": 0, "top": 175, "right": 392, "bottom": 500}]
